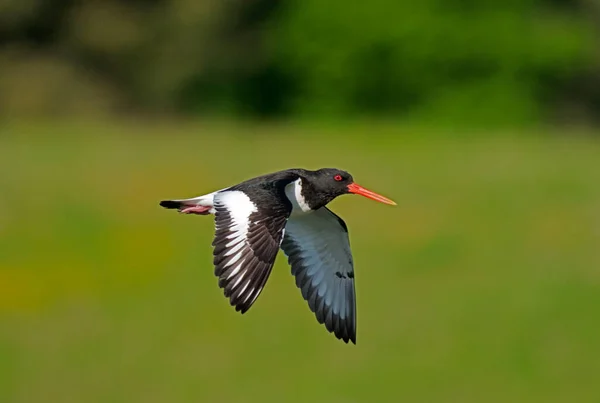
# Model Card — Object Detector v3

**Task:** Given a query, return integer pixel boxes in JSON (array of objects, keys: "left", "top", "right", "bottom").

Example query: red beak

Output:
[{"left": 347, "top": 183, "right": 397, "bottom": 205}]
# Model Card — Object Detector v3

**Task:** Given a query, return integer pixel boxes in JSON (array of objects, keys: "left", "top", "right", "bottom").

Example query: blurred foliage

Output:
[
  {"left": 272, "top": 0, "right": 595, "bottom": 124},
  {"left": 0, "top": 0, "right": 599, "bottom": 125}
]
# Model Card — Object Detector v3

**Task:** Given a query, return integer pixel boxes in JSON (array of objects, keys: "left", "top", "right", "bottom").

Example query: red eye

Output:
[{"left": 334, "top": 174, "right": 343, "bottom": 181}]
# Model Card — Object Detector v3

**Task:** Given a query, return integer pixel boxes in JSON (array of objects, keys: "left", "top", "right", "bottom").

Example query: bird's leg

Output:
[{"left": 179, "top": 205, "right": 212, "bottom": 215}]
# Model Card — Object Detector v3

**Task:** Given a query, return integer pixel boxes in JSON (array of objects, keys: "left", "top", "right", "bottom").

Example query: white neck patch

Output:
[{"left": 284, "top": 178, "right": 312, "bottom": 213}]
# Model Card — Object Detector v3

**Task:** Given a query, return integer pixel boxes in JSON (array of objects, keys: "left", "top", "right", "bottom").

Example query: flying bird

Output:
[{"left": 160, "top": 168, "right": 396, "bottom": 344}]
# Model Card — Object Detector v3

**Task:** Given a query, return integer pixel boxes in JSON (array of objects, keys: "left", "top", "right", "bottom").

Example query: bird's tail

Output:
[
  {"left": 159, "top": 193, "right": 216, "bottom": 215},
  {"left": 159, "top": 200, "right": 185, "bottom": 209}
]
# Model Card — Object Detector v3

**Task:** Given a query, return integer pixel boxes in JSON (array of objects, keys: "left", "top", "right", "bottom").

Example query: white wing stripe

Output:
[
  {"left": 212, "top": 189, "right": 287, "bottom": 314},
  {"left": 238, "top": 279, "right": 251, "bottom": 299},
  {"left": 226, "top": 230, "right": 244, "bottom": 240},
  {"left": 225, "top": 250, "right": 244, "bottom": 267},
  {"left": 225, "top": 257, "right": 245, "bottom": 276},
  {"left": 231, "top": 271, "right": 245, "bottom": 289},
  {"left": 225, "top": 238, "right": 244, "bottom": 256},
  {"left": 218, "top": 190, "right": 258, "bottom": 248}
]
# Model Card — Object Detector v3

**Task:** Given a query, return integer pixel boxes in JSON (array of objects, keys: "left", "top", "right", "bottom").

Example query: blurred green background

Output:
[{"left": 1, "top": 1, "right": 600, "bottom": 402}]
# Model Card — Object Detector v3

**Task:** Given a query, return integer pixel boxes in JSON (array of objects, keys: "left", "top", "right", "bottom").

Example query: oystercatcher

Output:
[{"left": 160, "top": 168, "right": 396, "bottom": 344}]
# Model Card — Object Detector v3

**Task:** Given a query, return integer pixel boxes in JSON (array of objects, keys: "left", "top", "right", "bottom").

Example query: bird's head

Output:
[{"left": 308, "top": 168, "right": 397, "bottom": 208}]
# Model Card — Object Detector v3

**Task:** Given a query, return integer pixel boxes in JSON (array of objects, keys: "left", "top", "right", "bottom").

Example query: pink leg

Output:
[{"left": 179, "top": 205, "right": 212, "bottom": 215}]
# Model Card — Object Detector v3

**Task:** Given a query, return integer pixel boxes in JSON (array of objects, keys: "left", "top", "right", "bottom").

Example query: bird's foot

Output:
[{"left": 179, "top": 205, "right": 212, "bottom": 215}]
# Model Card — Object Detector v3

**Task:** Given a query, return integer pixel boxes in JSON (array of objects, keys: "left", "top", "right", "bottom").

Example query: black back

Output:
[{"left": 229, "top": 168, "right": 353, "bottom": 211}]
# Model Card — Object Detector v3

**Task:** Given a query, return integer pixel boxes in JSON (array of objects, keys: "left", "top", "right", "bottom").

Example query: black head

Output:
[
  {"left": 311, "top": 168, "right": 354, "bottom": 197},
  {"left": 303, "top": 168, "right": 396, "bottom": 209}
]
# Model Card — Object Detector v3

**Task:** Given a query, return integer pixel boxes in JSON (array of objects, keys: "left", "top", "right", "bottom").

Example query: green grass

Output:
[{"left": 1, "top": 121, "right": 599, "bottom": 403}]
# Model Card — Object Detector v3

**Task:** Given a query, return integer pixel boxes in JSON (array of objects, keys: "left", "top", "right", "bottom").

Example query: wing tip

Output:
[
  {"left": 222, "top": 276, "right": 266, "bottom": 315},
  {"left": 345, "top": 337, "right": 357, "bottom": 345},
  {"left": 234, "top": 302, "right": 251, "bottom": 314},
  {"left": 335, "top": 327, "right": 356, "bottom": 345}
]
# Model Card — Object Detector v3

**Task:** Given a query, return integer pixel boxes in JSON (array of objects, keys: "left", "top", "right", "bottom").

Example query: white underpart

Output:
[{"left": 284, "top": 178, "right": 312, "bottom": 214}]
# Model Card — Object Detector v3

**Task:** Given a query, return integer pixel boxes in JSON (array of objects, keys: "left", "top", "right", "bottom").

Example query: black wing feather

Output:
[{"left": 212, "top": 191, "right": 290, "bottom": 313}]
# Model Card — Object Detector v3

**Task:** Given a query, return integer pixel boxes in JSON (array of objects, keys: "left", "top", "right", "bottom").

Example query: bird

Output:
[{"left": 159, "top": 168, "right": 396, "bottom": 344}]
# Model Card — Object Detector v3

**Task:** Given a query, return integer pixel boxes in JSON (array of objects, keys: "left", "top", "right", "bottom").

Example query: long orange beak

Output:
[{"left": 347, "top": 183, "right": 397, "bottom": 205}]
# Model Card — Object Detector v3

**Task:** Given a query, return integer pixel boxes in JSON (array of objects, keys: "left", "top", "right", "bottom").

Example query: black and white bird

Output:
[{"left": 159, "top": 168, "right": 396, "bottom": 344}]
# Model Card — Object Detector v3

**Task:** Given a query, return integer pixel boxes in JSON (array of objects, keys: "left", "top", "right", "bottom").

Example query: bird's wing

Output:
[
  {"left": 280, "top": 207, "right": 356, "bottom": 344},
  {"left": 212, "top": 190, "right": 289, "bottom": 313}
]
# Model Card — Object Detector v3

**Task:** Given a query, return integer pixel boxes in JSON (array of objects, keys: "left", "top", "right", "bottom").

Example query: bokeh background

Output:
[{"left": 1, "top": 1, "right": 600, "bottom": 402}]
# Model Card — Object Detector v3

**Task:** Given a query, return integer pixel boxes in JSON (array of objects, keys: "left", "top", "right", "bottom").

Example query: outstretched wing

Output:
[
  {"left": 280, "top": 207, "right": 356, "bottom": 344},
  {"left": 212, "top": 190, "right": 289, "bottom": 313}
]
